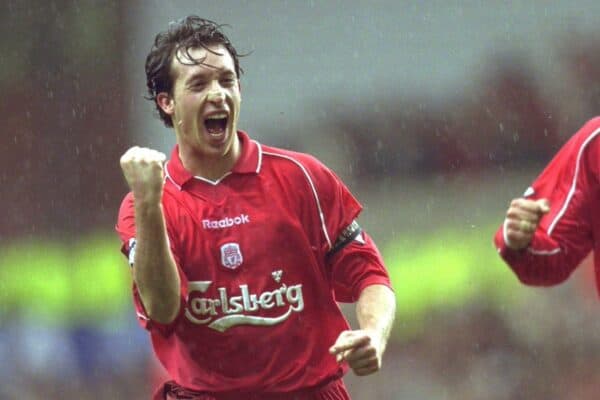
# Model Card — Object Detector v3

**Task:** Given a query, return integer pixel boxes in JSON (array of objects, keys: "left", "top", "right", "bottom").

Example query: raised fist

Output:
[
  {"left": 120, "top": 146, "right": 166, "bottom": 204},
  {"left": 504, "top": 198, "right": 550, "bottom": 250}
]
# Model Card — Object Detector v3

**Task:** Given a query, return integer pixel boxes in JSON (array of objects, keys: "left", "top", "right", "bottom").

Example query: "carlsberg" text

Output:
[{"left": 185, "top": 281, "right": 304, "bottom": 332}]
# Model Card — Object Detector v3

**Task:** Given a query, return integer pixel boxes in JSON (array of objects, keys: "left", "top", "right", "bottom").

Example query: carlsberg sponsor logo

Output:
[
  {"left": 185, "top": 281, "right": 304, "bottom": 332},
  {"left": 202, "top": 214, "right": 250, "bottom": 229}
]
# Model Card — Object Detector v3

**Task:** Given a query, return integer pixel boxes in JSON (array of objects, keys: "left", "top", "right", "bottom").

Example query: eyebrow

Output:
[{"left": 185, "top": 67, "right": 235, "bottom": 83}]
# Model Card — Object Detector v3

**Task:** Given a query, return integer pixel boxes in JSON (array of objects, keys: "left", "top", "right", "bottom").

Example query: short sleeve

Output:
[
  {"left": 115, "top": 192, "right": 184, "bottom": 268},
  {"left": 115, "top": 192, "right": 136, "bottom": 257},
  {"left": 305, "top": 160, "right": 363, "bottom": 253},
  {"left": 302, "top": 158, "right": 392, "bottom": 302},
  {"left": 327, "top": 230, "right": 392, "bottom": 302}
]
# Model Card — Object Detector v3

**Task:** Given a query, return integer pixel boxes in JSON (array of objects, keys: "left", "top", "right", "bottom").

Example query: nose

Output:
[{"left": 207, "top": 88, "right": 225, "bottom": 105}]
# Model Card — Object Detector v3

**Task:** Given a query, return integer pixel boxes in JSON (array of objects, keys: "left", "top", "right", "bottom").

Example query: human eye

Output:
[
  {"left": 188, "top": 80, "right": 206, "bottom": 90},
  {"left": 220, "top": 76, "right": 236, "bottom": 86}
]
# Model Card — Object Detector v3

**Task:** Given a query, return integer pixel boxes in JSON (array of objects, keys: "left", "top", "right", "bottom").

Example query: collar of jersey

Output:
[{"left": 165, "top": 130, "right": 262, "bottom": 189}]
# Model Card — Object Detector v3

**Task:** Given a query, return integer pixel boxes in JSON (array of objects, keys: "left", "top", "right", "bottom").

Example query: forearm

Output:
[
  {"left": 356, "top": 284, "right": 396, "bottom": 353},
  {"left": 134, "top": 200, "right": 181, "bottom": 323}
]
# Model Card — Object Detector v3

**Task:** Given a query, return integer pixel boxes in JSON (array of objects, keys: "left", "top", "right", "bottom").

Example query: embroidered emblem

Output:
[
  {"left": 271, "top": 270, "right": 283, "bottom": 283},
  {"left": 220, "top": 242, "right": 243, "bottom": 269}
]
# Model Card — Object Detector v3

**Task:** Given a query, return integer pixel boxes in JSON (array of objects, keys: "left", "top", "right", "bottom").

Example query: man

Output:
[
  {"left": 116, "top": 16, "right": 396, "bottom": 399},
  {"left": 494, "top": 117, "right": 600, "bottom": 291}
]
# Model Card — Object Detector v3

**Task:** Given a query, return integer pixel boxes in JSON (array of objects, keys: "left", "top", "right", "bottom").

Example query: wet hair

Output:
[{"left": 145, "top": 16, "right": 244, "bottom": 127}]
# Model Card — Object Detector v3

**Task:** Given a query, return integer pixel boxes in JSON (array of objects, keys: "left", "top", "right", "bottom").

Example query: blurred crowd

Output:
[{"left": 319, "top": 33, "right": 600, "bottom": 180}]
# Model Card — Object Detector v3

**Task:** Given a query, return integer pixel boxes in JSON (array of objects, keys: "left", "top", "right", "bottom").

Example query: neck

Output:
[{"left": 178, "top": 137, "right": 242, "bottom": 181}]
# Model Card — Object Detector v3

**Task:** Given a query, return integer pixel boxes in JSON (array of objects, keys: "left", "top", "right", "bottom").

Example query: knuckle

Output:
[
  {"left": 506, "top": 220, "right": 519, "bottom": 230},
  {"left": 506, "top": 209, "right": 519, "bottom": 218}
]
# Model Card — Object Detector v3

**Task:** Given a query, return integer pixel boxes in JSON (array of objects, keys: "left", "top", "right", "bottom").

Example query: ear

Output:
[{"left": 156, "top": 92, "right": 175, "bottom": 116}]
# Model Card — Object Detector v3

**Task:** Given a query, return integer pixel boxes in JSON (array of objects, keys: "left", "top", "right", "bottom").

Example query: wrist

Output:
[
  {"left": 134, "top": 196, "right": 163, "bottom": 216},
  {"left": 363, "top": 328, "right": 386, "bottom": 356},
  {"left": 132, "top": 189, "right": 162, "bottom": 207}
]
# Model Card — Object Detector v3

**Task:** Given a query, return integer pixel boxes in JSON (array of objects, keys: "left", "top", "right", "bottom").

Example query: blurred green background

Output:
[{"left": 2, "top": 1, "right": 600, "bottom": 399}]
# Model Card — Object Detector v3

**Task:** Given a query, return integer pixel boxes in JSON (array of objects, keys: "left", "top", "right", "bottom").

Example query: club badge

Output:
[{"left": 220, "top": 242, "right": 243, "bottom": 270}]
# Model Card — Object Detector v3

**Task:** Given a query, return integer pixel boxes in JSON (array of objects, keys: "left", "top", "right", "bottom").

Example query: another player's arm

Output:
[
  {"left": 496, "top": 117, "right": 600, "bottom": 285},
  {"left": 497, "top": 194, "right": 592, "bottom": 285},
  {"left": 120, "top": 146, "right": 181, "bottom": 324},
  {"left": 503, "top": 198, "right": 550, "bottom": 251}
]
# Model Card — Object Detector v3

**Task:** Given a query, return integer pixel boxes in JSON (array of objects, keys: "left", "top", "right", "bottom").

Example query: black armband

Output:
[{"left": 327, "top": 220, "right": 364, "bottom": 257}]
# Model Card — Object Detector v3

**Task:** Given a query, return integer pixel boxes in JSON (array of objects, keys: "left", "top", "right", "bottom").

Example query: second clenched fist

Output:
[
  {"left": 120, "top": 146, "right": 166, "bottom": 204},
  {"left": 504, "top": 197, "right": 550, "bottom": 250}
]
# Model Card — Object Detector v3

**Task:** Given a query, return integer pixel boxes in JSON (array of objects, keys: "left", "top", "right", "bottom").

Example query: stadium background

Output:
[{"left": 2, "top": 1, "right": 600, "bottom": 398}]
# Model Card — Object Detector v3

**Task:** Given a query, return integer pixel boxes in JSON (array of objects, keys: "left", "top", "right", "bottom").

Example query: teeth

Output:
[{"left": 206, "top": 113, "right": 228, "bottom": 120}]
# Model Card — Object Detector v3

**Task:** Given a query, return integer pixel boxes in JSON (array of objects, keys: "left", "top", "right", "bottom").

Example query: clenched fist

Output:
[
  {"left": 504, "top": 198, "right": 550, "bottom": 250},
  {"left": 329, "top": 329, "right": 383, "bottom": 376},
  {"left": 120, "top": 146, "right": 166, "bottom": 204}
]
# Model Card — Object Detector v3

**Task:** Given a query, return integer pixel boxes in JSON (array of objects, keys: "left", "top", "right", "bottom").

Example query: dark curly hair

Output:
[{"left": 145, "top": 16, "right": 244, "bottom": 127}]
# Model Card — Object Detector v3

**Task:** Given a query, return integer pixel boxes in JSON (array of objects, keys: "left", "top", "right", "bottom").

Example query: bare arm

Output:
[
  {"left": 121, "top": 146, "right": 181, "bottom": 324},
  {"left": 133, "top": 200, "right": 181, "bottom": 323},
  {"left": 356, "top": 284, "right": 396, "bottom": 354},
  {"left": 330, "top": 284, "right": 396, "bottom": 376}
]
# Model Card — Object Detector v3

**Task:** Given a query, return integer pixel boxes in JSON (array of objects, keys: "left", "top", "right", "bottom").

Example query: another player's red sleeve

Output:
[
  {"left": 115, "top": 192, "right": 186, "bottom": 336},
  {"left": 494, "top": 117, "right": 600, "bottom": 286}
]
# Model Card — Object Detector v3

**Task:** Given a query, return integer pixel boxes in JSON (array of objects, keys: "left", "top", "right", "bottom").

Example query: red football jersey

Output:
[
  {"left": 494, "top": 117, "right": 600, "bottom": 293},
  {"left": 116, "top": 131, "right": 391, "bottom": 393}
]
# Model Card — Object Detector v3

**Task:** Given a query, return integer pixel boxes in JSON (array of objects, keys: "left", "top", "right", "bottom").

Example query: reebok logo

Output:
[{"left": 202, "top": 214, "right": 250, "bottom": 230}]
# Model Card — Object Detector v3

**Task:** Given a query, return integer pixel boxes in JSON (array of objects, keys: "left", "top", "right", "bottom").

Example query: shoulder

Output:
[
  {"left": 259, "top": 144, "right": 347, "bottom": 192},
  {"left": 582, "top": 116, "right": 600, "bottom": 131},
  {"left": 260, "top": 144, "right": 329, "bottom": 173},
  {"left": 546, "top": 117, "right": 600, "bottom": 163},
  {"left": 260, "top": 144, "right": 344, "bottom": 185},
  {"left": 570, "top": 116, "right": 600, "bottom": 146}
]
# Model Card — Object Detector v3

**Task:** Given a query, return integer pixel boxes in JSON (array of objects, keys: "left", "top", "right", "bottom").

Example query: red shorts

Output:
[{"left": 153, "top": 377, "right": 351, "bottom": 400}]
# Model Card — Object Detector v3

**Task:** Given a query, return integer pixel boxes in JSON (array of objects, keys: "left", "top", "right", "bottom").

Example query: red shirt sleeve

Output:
[
  {"left": 115, "top": 192, "right": 186, "bottom": 335},
  {"left": 115, "top": 192, "right": 136, "bottom": 257},
  {"left": 328, "top": 231, "right": 392, "bottom": 302},
  {"left": 309, "top": 163, "right": 362, "bottom": 250},
  {"left": 493, "top": 117, "right": 600, "bottom": 286},
  {"left": 305, "top": 159, "right": 392, "bottom": 301}
]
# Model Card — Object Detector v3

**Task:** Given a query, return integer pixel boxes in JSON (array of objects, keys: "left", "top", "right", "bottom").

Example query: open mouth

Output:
[{"left": 204, "top": 113, "right": 228, "bottom": 136}]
